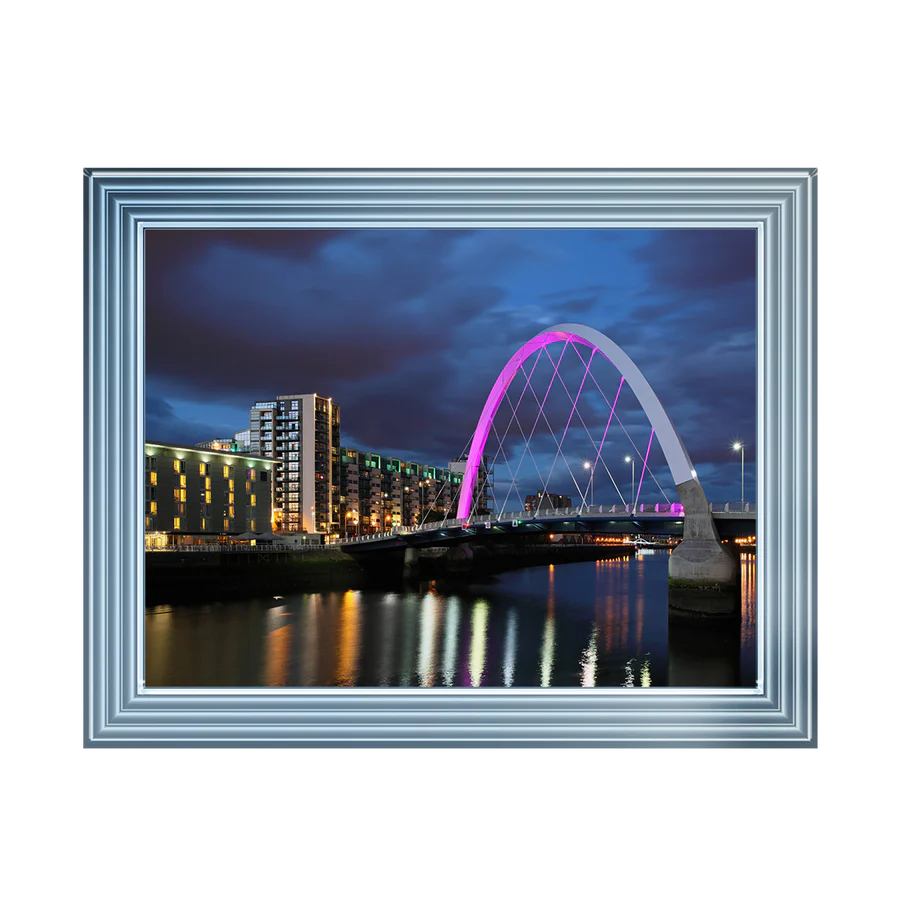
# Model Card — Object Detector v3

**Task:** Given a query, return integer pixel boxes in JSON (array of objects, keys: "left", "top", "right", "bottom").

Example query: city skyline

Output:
[{"left": 146, "top": 228, "right": 756, "bottom": 507}]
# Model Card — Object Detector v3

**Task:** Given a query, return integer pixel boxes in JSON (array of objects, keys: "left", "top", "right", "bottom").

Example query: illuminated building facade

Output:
[
  {"left": 249, "top": 393, "right": 340, "bottom": 534},
  {"left": 339, "top": 448, "right": 492, "bottom": 535},
  {"left": 144, "top": 441, "right": 275, "bottom": 548}
]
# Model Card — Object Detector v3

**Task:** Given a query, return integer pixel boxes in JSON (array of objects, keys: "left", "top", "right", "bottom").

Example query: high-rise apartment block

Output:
[
  {"left": 524, "top": 492, "right": 573, "bottom": 512},
  {"left": 249, "top": 394, "right": 340, "bottom": 534}
]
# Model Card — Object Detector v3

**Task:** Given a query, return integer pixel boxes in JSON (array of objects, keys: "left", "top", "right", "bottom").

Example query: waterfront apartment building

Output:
[
  {"left": 249, "top": 394, "right": 340, "bottom": 534},
  {"left": 524, "top": 492, "right": 573, "bottom": 512},
  {"left": 144, "top": 441, "right": 275, "bottom": 548},
  {"left": 339, "top": 448, "right": 493, "bottom": 536}
]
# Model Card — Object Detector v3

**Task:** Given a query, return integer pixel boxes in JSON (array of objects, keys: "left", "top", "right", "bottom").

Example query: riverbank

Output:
[{"left": 144, "top": 543, "right": 636, "bottom": 604}]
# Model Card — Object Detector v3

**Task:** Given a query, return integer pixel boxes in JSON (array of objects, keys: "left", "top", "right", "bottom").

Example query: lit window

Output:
[
  {"left": 228, "top": 506, "right": 235, "bottom": 518},
  {"left": 201, "top": 518, "right": 207, "bottom": 530},
  {"left": 179, "top": 474, "right": 187, "bottom": 488},
  {"left": 205, "top": 477, "right": 211, "bottom": 490},
  {"left": 245, "top": 481, "right": 251, "bottom": 492},
  {"left": 249, "top": 519, "right": 256, "bottom": 531},
  {"left": 251, "top": 494, "right": 257, "bottom": 507},
  {"left": 199, "top": 462, "right": 207, "bottom": 476},
  {"left": 228, "top": 479, "right": 234, "bottom": 491},
  {"left": 249, "top": 469, "right": 256, "bottom": 481},
  {"left": 174, "top": 460, "right": 180, "bottom": 473},
  {"left": 223, "top": 519, "right": 230, "bottom": 531},
  {"left": 228, "top": 492, "right": 234, "bottom": 504},
  {"left": 205, "top": 491, "right": 212, "bottom": 504},
  {"left": 223, "top": 465, "right": 231, "bottom": 478},
  {"left": 173, "top": 518, "right": 181, "bottom": 530},
  {"left": 173, "top": 488, "right": 181, "bottom": 501},
  {"left": 150, "top": 471, "right": 157, "bottom": 486},
  {"left": 150, "top": 501, "right": 157, "bottom": 515}
]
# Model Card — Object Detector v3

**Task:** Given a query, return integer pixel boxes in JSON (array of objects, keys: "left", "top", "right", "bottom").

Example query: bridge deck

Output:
[{"left": 338, "top": 504, "right": 756, "bottom": 550}]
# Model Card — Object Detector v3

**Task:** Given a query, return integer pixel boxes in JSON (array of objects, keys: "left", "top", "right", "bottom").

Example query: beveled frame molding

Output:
[{"left": 84, "top": 169, "right": 816, "bottom": 747}]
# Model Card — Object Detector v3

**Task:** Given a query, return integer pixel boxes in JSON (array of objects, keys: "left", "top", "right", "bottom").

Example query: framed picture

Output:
[{"left": 79, "top": 160, "right": 824, "bottom": 752}]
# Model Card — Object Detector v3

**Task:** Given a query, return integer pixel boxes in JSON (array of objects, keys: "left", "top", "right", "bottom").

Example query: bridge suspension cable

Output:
[{"left": 456, "top": 325, "right": 691, "bottom": 521}]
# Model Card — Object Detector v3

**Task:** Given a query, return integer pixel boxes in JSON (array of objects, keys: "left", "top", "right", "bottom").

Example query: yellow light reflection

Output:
[
  {"left": 334, "top": 591, "right": 361, "bottom": 686},
  {"left": 640, "top": 656, "right": 652, "bottom": 687},
  {"left": 442, "top": 597, "right": 460, "bottom": 686},
  {"left": 468, "top": 600, "right": 489, "bottom": 687},
  {"left": 417, "top": 592, "right": 441, "bottom": 686},
  {"left": 263, "top": 605, "right": 292, "bottom": 687},
  {"left": 580, "top": 626, "right": 598, "bottom": 687},
  {"left": 378, "top": 593, "right": 398, "bottom": 687},
  {"left": 541, "top": 566, "right": 556, "bottom": 687},
  {"left": 502, "top": 609, "right": 518, "bottom": 687}
]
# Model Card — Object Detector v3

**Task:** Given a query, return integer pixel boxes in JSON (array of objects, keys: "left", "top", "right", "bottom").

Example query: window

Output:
[
  {"left": 150, "top": 501, "right": 157, "bottom": 515},
  {"left": 149, "top": 471, "right": 157, "bottom": 486},
  {"left": 201, "top": 518, "right": 207, "bottom": 530},
  {"left": 173, "top": 517, "right": 181, "bottom": 530},
  {"left": 251, "top": 494, "right": 257, "bottom": 507},
  {"left": 145, "top": 456, "right": 157, "bottom": 471},
  {"left": 228, "top": 492, "right": 234, "bottom": 504},
  {"left": 223, "top": 519, "right": 230, "bottom": 531},
  {"left": 248, "top": 469, "right": 256, "bottom": 482},
  {"left": 228, "top": 506, "right": 235, "bottom": 518},
  {"left": 260, "top": 470, "right": 268, "bottom": 482},
  {"left": 223, "top": 465, "right": 231, "bottom": 478},
  {"left": 199, "top": 462, "right": 207, "bottom": 476},
  {"left": 205, "top": 491, "right": 212, "bottom": 504},
  {"left": 174, "top": 460, "right": 184, "bottom": 474},
  {"left": 249, "top": 519, "right": 256, "bottom": 531},
  {"left": 179, "top": 474, "right": 187, "bottom": 488},
  {"left": 228, "top": 479, "right": 234, "bottom": 491},
  {"left": 245, "top": 481, "right": 251, "bottom": 492},
  {"left": 205, "top": 476, "right": 211, "bottom": 490}
]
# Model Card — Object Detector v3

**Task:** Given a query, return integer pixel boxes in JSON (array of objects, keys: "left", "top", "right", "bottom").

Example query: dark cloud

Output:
[
  {"left": 145, "top": 228, "right": 757, "bottom": 502},
  {"left": 632, "top": 229, "right": 756, "bottom": 291}
]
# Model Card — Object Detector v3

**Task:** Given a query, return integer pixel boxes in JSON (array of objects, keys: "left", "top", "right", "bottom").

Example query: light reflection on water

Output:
[{"left": 144, "top": 553, "right": 757, "bottom": 688}]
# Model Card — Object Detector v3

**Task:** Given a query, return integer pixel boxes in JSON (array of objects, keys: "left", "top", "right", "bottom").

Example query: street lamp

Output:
[
  {"left": 732, "top": 442, "right": 745, "bottom": 506},
  {"left": 582, "top": 461, "right": 593, "bottom": 509},
  {"left": 625, "top": 456, "right": 635, "bottom": 512},
  {"left": 345, "top": 510, "right": 352, "bottom": 540}
]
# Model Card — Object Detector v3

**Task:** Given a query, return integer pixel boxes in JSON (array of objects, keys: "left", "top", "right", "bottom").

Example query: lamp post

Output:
[
  {"left": 583, "top": 461, "right": 593, "bottom": 509},
  {"left": 345, "top": 510, "right": 352, "bottom": 540},
  {"left": 625, "top": 456, "right": 635, "bottom": 512},
  {"left": 732, "top": 442, "right": 745, "bottom": 506}
]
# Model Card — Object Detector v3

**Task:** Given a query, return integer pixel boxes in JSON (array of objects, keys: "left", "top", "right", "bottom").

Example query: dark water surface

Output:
[{"left": 145, "top": 552, "right": 757, "bottom": 688}]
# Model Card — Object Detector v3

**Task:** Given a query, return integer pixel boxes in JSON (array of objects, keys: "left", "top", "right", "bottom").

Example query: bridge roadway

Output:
[{"left": 338, "top": 503, "right": 757, "bottom": 552}]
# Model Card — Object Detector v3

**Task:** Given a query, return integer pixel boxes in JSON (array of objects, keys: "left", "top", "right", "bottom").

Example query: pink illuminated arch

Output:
[{"left": 456, "top": 323, "right": 698, "bottom": 519}]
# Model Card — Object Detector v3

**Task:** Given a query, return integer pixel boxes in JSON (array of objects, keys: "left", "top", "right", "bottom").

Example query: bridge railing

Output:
[{"left": 146, "top": 543, "right": 343, "bottom": 553}]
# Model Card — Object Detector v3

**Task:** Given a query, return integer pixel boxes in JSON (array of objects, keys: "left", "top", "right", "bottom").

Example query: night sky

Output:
[{"left": 146, "top": 229, "right": 756, "bottom": 508}]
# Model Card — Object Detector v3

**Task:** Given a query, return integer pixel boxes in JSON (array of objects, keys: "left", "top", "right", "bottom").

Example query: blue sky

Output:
[{"left": 146, "top": 228, "right": 756, "bottom": 506}]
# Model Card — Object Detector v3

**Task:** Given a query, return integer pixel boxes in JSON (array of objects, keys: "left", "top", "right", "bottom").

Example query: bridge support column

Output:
[
  {"left": 403, "top": 546, "right": 420, "bottom": 580},
  {"left": 669, "top": 478, "right": 738, "bottom": 616}
]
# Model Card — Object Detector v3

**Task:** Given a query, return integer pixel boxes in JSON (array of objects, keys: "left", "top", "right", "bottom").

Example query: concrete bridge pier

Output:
[
  {"left": 669, "top": 478, "right": 738, "bottom": 616},
  {"left": 402, "top": 546, "right": 420, "bottom": 581}
]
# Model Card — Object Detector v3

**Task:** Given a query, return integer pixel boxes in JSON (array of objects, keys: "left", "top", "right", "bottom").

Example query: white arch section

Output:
[{"left": 456, "top": 322, "right": 697, "bottom": 520}]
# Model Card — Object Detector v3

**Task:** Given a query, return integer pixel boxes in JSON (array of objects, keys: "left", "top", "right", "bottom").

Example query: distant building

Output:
[
  {"left": 144, "top": 441, "right": 275, "bottom": 549},
  {"left": 233, "top": 429, "right": 251, "bottom": 452},
  {"left": 249, "top": 394, "right": 340, "bottom": 534},
  {"left": 195, "top": 437, "right": 240, "bottom": 452},
  {"left": 524, "top": 492, "right": 572, "bottom": 512}
]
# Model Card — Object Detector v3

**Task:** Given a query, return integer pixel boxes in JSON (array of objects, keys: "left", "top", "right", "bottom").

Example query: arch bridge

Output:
[{"left": 343, "top": 324, "right": 745, "bottom": 591}]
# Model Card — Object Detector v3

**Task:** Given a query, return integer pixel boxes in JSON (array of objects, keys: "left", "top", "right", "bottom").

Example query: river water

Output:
[{"left": 145, "top": 551, "right": 756, "bottom": 689}]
